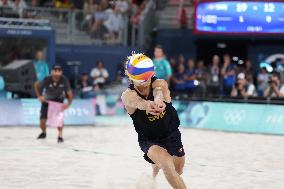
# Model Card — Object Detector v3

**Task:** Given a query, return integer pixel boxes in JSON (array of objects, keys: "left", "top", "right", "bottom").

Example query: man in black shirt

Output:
[{"left": 34, "top": 65, "right": 73, "bottom": 143}]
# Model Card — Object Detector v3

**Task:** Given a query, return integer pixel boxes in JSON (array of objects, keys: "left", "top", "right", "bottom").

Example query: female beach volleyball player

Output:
[{"left": 121, "top": 53, "right": 187, "bottom": 189}]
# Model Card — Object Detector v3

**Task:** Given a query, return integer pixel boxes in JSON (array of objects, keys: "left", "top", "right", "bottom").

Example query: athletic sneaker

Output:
[
  {"left": 57, "top": 137, "right": 64, "bottom": 143},
  {"left": 37, "top": 132, "right": 46, "bottom": 139}
]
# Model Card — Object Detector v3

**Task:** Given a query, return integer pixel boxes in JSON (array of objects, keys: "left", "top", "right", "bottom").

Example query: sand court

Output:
[{"left": 0, "top": 126, "right": 283, "bottom": 189}]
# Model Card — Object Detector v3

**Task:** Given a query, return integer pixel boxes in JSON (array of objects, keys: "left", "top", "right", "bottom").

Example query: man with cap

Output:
[
  {"left": 231, "top": 72, "right": 257, "bottom": 97},
  {"left": 34, "top": 64, "right": 73, "bottom": 143}
]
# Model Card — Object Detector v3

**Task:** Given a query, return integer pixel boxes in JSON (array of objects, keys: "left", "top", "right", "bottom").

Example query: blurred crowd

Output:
[
  {"left": 1, "top": 46, "right": 284, "bottom": 100},
  {"left": 151, "top": 45, "right": 284, "bottom": 99},
  {"left": 75, "top": 45, "right": 284, "bottom": 99},
  {"left": 81, "top": 0, "right": 129, "bottom": 40},
  {"left": 0, "top": 0, "right": 150, "bottom": 41}
]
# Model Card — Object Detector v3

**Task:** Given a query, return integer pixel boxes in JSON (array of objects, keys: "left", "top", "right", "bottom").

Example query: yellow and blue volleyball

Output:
[{"left": 126, "top": 53, "right": 155, "bottom": 82}]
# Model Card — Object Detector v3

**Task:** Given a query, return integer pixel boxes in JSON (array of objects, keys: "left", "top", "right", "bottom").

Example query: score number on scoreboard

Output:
[{"left": 195, "top": 1, "right": 284, "bottom": 33}]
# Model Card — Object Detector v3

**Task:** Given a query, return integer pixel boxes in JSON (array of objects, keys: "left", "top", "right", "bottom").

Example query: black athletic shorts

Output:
[
  {"left": 40, "top": 102, "right": 49, "bottom": 119},
  {"left": 138, "top": 129, "right": 185, "bottom": 164}
]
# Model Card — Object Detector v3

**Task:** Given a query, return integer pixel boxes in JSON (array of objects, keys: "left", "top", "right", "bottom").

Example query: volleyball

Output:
[{"left": 126, "top": 53, "right": 155, "bottom": 82}]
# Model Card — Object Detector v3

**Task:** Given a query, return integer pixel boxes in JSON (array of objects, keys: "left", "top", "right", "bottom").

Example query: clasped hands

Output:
[{"left": 146, "top": 99, "right": 166, "bottom": 115}]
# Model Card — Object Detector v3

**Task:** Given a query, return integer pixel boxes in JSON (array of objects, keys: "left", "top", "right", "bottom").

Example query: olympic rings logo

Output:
[{"left": 223, "top": 109, "right": 246, "bottom": 125}]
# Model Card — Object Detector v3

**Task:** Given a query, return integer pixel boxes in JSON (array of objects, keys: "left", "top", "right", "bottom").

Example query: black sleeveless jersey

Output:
[{"left": 129, "top": 77, "right": 180, "bottom": 140}]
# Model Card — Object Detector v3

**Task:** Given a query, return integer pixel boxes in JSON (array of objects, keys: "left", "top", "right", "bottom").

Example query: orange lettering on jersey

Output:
[{"left": 147, "top": 110, "right": 166, "bottom": 122}]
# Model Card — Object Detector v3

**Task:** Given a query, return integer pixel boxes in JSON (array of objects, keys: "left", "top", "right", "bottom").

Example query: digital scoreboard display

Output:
[{"left": 195, "top": 1, "right": 284, "bottom": 34}]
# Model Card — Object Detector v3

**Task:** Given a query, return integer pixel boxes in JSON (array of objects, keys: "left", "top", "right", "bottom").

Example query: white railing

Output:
[
  {"left": 0, "top": 17, "right": 51, "bottom": 30},
  {"left": 1, "top": 6, "right": 128, "bottom": 45},
  {"left": 131, "top": 0, "right": 156, "bottom": 48}
]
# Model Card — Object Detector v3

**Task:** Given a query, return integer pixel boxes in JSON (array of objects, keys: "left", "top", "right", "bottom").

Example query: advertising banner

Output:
[
  {"left": 173, "top": 101, "right": 284, "bottom": 135},
  {"left": 0, "top": 100, "right": 22, "bottom": 125},
  {"left": 1, "top": 97, "right": 284, "bottom": 135},
  {"left": 0, "top": 99, "right": 95, "bottom": 126}
]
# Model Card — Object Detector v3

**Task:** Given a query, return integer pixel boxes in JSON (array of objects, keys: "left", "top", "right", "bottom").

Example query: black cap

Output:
[{"left": 52, "top": 64, "right": 62, "bottom": 70}]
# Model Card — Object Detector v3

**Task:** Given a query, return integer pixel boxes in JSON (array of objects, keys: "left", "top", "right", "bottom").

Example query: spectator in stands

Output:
[
  {"left": 169, "top": 57, "right": 177, "bottom": 89},
  {"left": 103, "top": 4, "right": 124, "bottom": 40},
  {"left": 103, "top": 0, "right": 128, "bottom": 40},
  {"left": 244, "top": 59, "right": 254, "bottom": 75},
  {"left": 153, "top": 45, "right": 172, "bottom": 83},
  {"left": 115, "top": 0, "right": 129, "bottom": 14},
  {"left": 100, "top": 0, "right": 109, "bottom": 9},
  {"left": 131, "top": 0, "right": 147, "bottom": 25},
  {"left": 115, "top": 62, "right": 128, "bottom": 85},
  {"left": 90, "top": 60, "right": 109, "bottom": 89},
  {"left": 264, "top": 72, "right": 284, "bottom": 98},
  {"left": 221, "top": 54, "right": 237, "bottom": 96},
  {"left": 207, "top": 55, "right": 221, "bottom": 97},
  {"left": 91, "top": 2, "right": 109, "bottom": 39},
  {"left": 77, "top": 72, "right": 93, "bottom": 97},
  {"left": 12, "top": 0, "right": 27, "bottom": 18},
  {"left": 243, "top": 59, "right": 255, "bottom": 84},
  {"left": 77, "top": 72, "right": 92, "bottom": 90},
  {"left": 257, "top": 67, "right": 269, "bottom": 96},
  {"left": 54, "top": 0, "right": 72, "bottom": 8},
  {"left": 172, "top": 63, "right": 187, "bottom": 92},
  {"left": 179, "top": 2, "right": 187, "bottom": 29},
  {"left": 178, "top": 54, "right": 186, "bottom": 66},
  {"left": 185, "top": 58, "right": 197, "bottom": 96},
  {"left": 169, "top": 54, "right": 185, "bottom": 80},
  {"left": 195, "top": 59, "right": 207, "bottom": 97},
  {"left": 231, "top": 72, "right": 257, "bottom": 97},
  {"left": 24, "top": 0, "right": 38, "bottom": 18},
  {"left": 169, "top": 57, "right": 177, "bottom": 74},
  {"left": 0, "top": 0, "right": 12, "bottom": 6},
  {"left": 81, "top": 0, "right": 96, "bottom": 31},
  {"left": 33, "top": 51, "right": 49, "bottom": 81}
]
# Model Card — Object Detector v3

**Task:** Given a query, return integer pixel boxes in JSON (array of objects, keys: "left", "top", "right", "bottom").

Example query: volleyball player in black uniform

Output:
[{"left": 121, "top": 55, "right": 187, "bottom": 189}]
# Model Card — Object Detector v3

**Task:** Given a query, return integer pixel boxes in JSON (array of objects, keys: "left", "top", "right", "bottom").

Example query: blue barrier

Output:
[
  {"left": 173, "top": 101, "right": 284, "bottom": 135},
  {"left": 0, "top": 99, "right": 95, "bottom": 126},
  {"left": 1, "top": 97, "right": 284, "bottom": 135},
  {"left": 94, "top": 94, "right": 284, "bottom": 135},
  {"left": 92, "top": 94, "right": 284, "bottom": 134},
  {"left": 0, "top": 100, "right": 22, "bottom": 125}
]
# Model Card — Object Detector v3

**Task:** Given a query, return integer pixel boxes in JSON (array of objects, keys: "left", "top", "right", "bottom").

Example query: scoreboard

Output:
[{"left": 195, "top": 1, "right": 284, "bottom": 34}]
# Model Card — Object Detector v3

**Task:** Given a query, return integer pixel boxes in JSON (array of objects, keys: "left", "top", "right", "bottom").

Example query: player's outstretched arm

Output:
[
  {"left": 152, "top": 79, "right": 171, "bottom": 103},
  {"left": 121, "top": 89, "right": 158, "bottom": 115}
]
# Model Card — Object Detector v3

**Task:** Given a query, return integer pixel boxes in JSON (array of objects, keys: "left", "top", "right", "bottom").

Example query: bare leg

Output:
[
  {"left": 40, "top": 119, "right": 47, "bottom": 133},
  {"left": 147, "top": 145, "right": 187, "bottom": 189},
  {"left": 57, "top": 127, "right": 63, "bottom": 138},
  {"left": 173, "top": 156, "right": 185, "bottom": 175}
]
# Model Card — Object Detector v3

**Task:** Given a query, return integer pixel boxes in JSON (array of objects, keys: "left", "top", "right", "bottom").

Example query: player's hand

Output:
[
  {"left": 146, "top": 101, "right": 160, "bottom": 115},
  {"left": 154, "top": 99, "right": 166, "bottom": 113},
  {"left": 38, "top": 96, "right": 46, "bottom": 103},
  {"left": 62, "top": 103, "right": 70, "bottom": 110}
]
